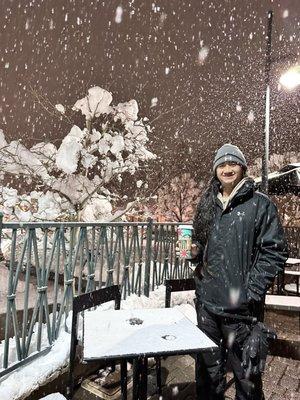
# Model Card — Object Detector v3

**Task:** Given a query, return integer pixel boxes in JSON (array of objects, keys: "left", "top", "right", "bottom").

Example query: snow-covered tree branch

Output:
[{"left": 0, "top": 86, "right": 156, "bottom": 222}]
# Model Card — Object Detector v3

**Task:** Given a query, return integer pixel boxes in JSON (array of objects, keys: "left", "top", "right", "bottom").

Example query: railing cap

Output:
[{"left": 1, "top": 221, "right": 184, "bottom": 229}]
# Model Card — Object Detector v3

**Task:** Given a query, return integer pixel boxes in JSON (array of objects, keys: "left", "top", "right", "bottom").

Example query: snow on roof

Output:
[{"left": 254, "top": 164, "right": 300, "bottom": 183}]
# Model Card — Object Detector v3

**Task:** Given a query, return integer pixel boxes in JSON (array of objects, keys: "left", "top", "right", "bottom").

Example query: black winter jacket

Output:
[{"left": 192, "top": 179, "right": 288, "bottom": 315}]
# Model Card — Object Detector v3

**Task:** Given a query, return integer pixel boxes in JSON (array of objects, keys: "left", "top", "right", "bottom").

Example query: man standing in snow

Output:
[{"left": 191, "top": 144, "right": 287, "bottom": 400}]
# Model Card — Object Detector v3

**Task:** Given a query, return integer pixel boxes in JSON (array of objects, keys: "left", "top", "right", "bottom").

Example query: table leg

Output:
[
  {"left": 120, "top": 359, "right": 127, "bottom": 400},
  {"left": 155, "top": 356, "right": 162, "bottom": 395},
  {"left": 140, "top": 357, "right": 148, "bottom": 400},
  {"left": 195, "top": 353, "right": 201, "bottom": 400},
  {"left": 132, "top": 358, "right": 141, "bottom": 400}
]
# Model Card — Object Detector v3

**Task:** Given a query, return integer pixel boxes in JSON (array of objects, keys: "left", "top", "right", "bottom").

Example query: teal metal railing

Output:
[
  {"left": 1, "top": 216, "right": 297, "bottom": 378},
  {"left": 0, "top": 218, "right": 192, "bottom": 377}
]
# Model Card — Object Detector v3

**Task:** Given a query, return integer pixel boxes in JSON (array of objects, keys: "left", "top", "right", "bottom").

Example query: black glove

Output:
[{"left": 242, "top": 322, "right": 277, "bottom": 376}]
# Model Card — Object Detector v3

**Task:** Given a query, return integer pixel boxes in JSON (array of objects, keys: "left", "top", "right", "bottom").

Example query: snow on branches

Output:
[{"left": 0, "top": 86, "right": 155, "bottom": 222}]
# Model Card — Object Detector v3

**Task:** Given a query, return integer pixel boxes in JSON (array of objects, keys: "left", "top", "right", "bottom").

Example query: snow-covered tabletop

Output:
[{"left": 83, "top": 307, "right": 216, "bottom": 360}]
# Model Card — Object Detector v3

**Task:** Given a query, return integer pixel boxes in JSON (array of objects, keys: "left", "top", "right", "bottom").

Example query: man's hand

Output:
[
  {"left": 191, "top": 243, "right": 199, "bottom": 257},
  {"left": 175, "top": 243, "right": 199, "bottom": 258},
  {"left": 242, "top": 322, "right": 277, "bottom": 377}
]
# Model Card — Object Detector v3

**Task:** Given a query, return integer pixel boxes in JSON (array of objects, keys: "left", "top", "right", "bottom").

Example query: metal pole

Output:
[
  {"left": 262, "top": 10, "right": 273, "bottom": 194},
  {"left": 144, "top": 218, "right": 153, "bottom": 297}
]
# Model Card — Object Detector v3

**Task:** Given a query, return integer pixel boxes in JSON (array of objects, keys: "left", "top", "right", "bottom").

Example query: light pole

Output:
[
  {"left": 261, "top": 10, "right": 273, "bottom": 194},
  {"left": 261, "top": 11, "right": 300, "bottom": 194}
]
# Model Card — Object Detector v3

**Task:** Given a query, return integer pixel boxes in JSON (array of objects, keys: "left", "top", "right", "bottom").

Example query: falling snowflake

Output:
[
  {"left": 236, "top": 102, "right": 242, "bottom": 112},
  {"left": 198, "top": 46, "right": 209, "bottom": 65},
  {"left": 172, "top": 386, "right": 179, "bottom": 396},
  {"left": 247, "top": 110, "right": 255, "bottom": 123},
  {"left": 150, "top": 97, "right": 158, "bottom": 107},
  {"left": 227, "top": 331, "right": 236, "bottom": 348},
  {"left": 283, "top": 9, "right": 289, "bottom": 18},
  {"left": 229, "top": 287, "right": 240, "bottom": 306},
  {"left": 165, "top": 67, "right": 170, "bottom": 75},
  {"left": 115, "top": 6, "right": 123, "bottom": 23}
]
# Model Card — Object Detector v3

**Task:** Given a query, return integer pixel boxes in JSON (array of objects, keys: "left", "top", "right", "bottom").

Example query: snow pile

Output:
[
  {"left": 72, "top": 86, "right": 112, "bottom": 120},
  {"left": 55, "top": 125, "right": 85, "bottom": 174},
  {"left": 0, "top": 285, "right": 195, "bottom": 400},
  {"left": 0, "top": 86, "right": 155, "bottom": 224},
  {"left": 0, "top": 330, "right": 70, "bottom": 400},
  {"left": 40, "top": 394, "right": 66, "bottom": 400}
]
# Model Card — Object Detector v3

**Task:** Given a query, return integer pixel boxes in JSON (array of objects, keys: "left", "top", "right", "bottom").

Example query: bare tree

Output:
[{"left": 153, "top": 173, "right": 203, "bottom": 222}]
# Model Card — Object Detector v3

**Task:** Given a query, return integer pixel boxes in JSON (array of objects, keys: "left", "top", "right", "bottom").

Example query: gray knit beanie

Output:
[{"left": 213, "top": 144, "right": 247, "bottom": 173}]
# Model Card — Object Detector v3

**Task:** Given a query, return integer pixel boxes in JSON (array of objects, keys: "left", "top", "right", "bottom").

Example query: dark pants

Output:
[{"left": 196, "top": 303, "right": 264, "bottom": 400}]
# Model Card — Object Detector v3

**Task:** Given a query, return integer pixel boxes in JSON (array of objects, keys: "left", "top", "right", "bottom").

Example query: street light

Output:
[
  {"left": 279, "top": 65, "right": 300, "bottom": 90},
  {"left": 261, "top": 11, "right": 300, "bottom": 193}
]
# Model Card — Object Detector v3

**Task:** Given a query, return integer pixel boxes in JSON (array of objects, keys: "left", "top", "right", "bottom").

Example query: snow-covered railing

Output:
[
  {"left": 0, "top": 219, "right": 192, "bottom": 377},
  {"left": 1, "top": 218, "right": 297, "bottom": 378}
]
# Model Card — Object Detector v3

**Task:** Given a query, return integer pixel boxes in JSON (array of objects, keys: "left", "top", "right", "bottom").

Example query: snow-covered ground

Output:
[
  {"left": 0, "top": 285, "right": 196, "bottom": 400},
  {"left": 40, "top": 394, "right": 67, "bottom": 400}
]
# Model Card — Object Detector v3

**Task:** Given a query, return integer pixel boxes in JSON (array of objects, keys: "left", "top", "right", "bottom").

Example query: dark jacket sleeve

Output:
[{"left": 247, "top": 199, "right": 288, "bottom": 302}]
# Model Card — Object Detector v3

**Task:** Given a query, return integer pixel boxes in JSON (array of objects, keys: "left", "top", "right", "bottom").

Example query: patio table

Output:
[{"left": 83, "top": 307, "right": 217, "bottom": 400}]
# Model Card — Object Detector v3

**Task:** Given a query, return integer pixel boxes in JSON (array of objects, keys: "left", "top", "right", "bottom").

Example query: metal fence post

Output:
[
  {"left": 0, "top": 212, "right": 3, "bottom": 259},
  {"left": 144, "top": 218, "right": 153, "bottom": 297}
]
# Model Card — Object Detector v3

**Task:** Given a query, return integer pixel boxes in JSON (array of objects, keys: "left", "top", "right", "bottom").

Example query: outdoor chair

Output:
[
  {"left": 165, "top": 278, "right": 196, "bottom": 308},
  {"left": 163, "top": 278, "right": 237, "bottom": 393},
  {"left": 67, "top": 285, "right": 124, "bottom": 399}
]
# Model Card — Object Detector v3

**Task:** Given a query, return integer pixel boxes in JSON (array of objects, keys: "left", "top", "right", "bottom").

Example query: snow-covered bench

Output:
[{"left": 265, "top": 295, "right": 300, "bottom": 312}]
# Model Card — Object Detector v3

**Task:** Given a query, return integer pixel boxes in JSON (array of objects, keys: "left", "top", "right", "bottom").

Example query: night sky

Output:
[{"left": 0, "top": 0, "right": 299, "bottom": 187}]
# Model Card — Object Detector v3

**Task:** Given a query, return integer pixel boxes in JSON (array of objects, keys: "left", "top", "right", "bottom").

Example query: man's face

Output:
[{"left": 216, "top": 161, "right": 244, "bottom": 189}]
